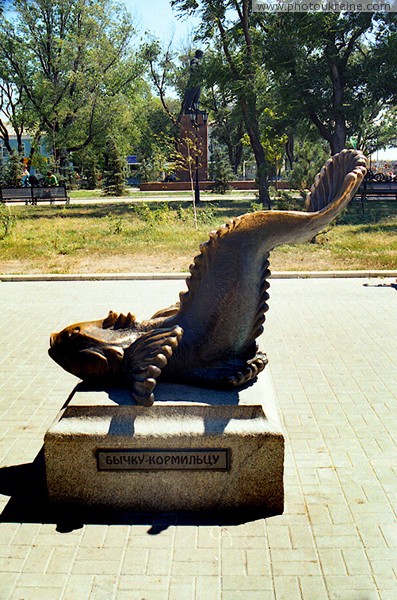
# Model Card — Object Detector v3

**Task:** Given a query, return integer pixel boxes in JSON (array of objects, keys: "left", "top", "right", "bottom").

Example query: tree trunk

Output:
[
  {"left": 233, "top": 140, "right": 243, "bottom": 175},
  {"left": 328, "top": 58, "right": 347, "bottom": 154},
  {"left": 239, "top": 98, "right": 271, "bottom": 208},
  {"left": 232, "top": 120, "right": 244, "bottom": 175},
  {"left": 286, "top": 133, "right": 294, "bottom": 169},
  {"left": 330, "top": 119, "right": 347, "bottom": 154},
  {"left": 256, "top": 163, "right": 271, "bottom": 209},
  {"left": 0, "top": 120, "right": 12, "bottom": 153}
]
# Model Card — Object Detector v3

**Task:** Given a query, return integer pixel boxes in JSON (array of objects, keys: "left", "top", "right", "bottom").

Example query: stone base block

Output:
[{"left": 44, "top": 371, "right": 284, "bottom": 515}]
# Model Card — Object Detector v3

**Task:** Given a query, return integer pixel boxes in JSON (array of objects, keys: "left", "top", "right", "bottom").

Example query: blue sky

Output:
[{"left": 123, "top": 0, "right": 199, "bottom": 46}]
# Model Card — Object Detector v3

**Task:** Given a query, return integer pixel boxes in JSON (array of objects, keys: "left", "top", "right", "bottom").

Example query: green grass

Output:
[{"left": 0, "top": 197, "right": 396, "bottom": 274}]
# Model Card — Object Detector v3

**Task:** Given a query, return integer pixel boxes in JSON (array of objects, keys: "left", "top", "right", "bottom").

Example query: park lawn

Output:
[{"left": 0, "top": 199, "right": 396, "bottom": 274}]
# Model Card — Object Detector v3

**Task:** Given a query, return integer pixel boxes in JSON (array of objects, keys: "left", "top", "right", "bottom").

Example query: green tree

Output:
[
  {"left": 102, "top": 136, "right": 126, "bottom": 196},
  {"left": 286, "top": 137, "right": 329, "bottom": 195},
  {"left": 0, "top": 0, "right": 142, "bottom": 169},
  {"left": 142, "top": 38, "right": 182, "bottom": 128},
  {"left": 0, "top": 151, "right": 22, "bottom": 186},
  {"left": 85, "top": 160, "right": 98, "bottom": 191},
  {"left": 262, "top": 13, "right": 397, "bottom": 154},
  {"left": 210, "top": 144, "right": 234, "bottom": 193}
]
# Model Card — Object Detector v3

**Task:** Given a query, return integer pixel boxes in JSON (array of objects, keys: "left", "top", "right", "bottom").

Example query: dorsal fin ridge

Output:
[
  {"left": 179, "top": 215, "right": 244, "bottom": 308},
  {"left": 179, "top": 210, "right": 271, "bottom": 350},
  {"left": 246, "top": 255, "right": 271, "bottom": 348},
  {"left": 102, "top": 311, "right": 136, "bottom": 330}
]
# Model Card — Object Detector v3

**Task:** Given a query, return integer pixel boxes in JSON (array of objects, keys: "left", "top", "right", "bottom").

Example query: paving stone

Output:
[
  {"left": 171, "top": 559, "right": 219, "bottom": 576},
  {"left": 71, "top": 559, "right": 121, "bottom": 575},
  {"left": 195, "top": 576, "right": 221, "bottom": 600},
  {"left": 61, "top": 574, "right": 95, "bottom": 600},
  {"left": 196, "top": 527, "right": 221, "bottom": 549},
  {"left": 90, "top": 574, "right": 118, "bottom": 600},
  {"left": 168, "top": 576, "right": 195, "bottom": 600},
  {"left": 118, "top": 574, "right": 169, "bottom": 591},
  {"left": 1, "top": 572, "right": 19, "bottom": 599},
  {"left": 245, "top": 548, "right": 271, "bottom": 577},
  {"left": 146, "top": 548, "right": 172, "bottom": 575},
  {"left": 317, "top": 548, "right": 346, "bottom": 575},
  {"left": 102, "top": 525, "right": 130, "bottom": 547},
  {"left": 45, "top": 546, "right": 76, "bottom": 574},
  {"left": 342, "top": 547, "right": 372, "bottom": 575},
  {"left": 220, "top": 548, "right": 246, "bottom": 576},
  {"left": 11, "top": 586, "right": 65, "bottom": 599},
  {"left": 1, "top": 277, "right": 396, "bottom": 599},
  {"left": 265, "top": 525, "right": 292, "bottom": 549},
  {"left": 221, "top": 575, "right": 274, "bottom": 591},
  {"left": 299, "top": 575, "right": 329, "bottom": 599},
  {"left": 120, "top": 548, "right": 149, "bottom": 575},
  {"left": 273, "top": 575, "right": 301, "bottom": 600},
  {"left": 116, "top": 591, "right": 166, "bottom": 600},
  {"left": 22, "top": 545, "right": 53, "bottom": 573},
  {"left": 222, "top": 592, "right": 274, "bottom": 600},
  {"left": 17, "top": 572, "right": 68, "bottom": 588}
]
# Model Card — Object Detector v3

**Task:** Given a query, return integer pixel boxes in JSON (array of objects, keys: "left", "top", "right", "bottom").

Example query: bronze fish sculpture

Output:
[{"left": 49, "top": 150, "right": 367, "bottom": 406}]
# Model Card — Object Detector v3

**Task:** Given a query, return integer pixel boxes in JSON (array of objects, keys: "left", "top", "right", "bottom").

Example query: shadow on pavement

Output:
[
  {"left": 363, "top": 282, "right": 397, "bottom": 291},
  {"left": 0, "top": 449, "right": 275, "bottom": 534}
]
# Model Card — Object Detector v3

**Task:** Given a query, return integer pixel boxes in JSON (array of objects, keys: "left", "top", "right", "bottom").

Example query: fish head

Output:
[{"left": 48, "top": 311, "right": 138, "bottom": 381}]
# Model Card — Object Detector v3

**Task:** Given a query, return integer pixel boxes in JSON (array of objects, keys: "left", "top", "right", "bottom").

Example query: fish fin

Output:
[
  {"left": 123, "top": 325, "right": 183, "bottom": 406},
  {"left": 227, "top": 352, "right": 268, "bottom": 387},
  {"left": 305, "top": 149, "right": 367, "bottom": 212},
  {"left": 173, "top": 351, "right": 268, "bottom": 389},
  {"left": 151, "top": 302, "right": 180, "bottom": 320},
  {"left": 102, "top": 311, "right": 136, "bottom": 329}
]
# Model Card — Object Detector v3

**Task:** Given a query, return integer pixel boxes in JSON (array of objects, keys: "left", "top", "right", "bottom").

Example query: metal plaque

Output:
[{"left": 97, "top": 448, "right": 230, "bottom": 471}]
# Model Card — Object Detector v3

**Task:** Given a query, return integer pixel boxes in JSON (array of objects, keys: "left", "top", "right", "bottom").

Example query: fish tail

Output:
[{"left": 305, "top": 150, "right": 367, "bottom": 229}]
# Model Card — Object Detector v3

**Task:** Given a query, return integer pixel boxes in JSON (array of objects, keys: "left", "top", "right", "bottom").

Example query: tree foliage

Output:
[
  {"left": 210, "top": 144, "right": 234, "bottom": 193},
  {"left": 261, "top": 12, "right": 397, "bottom": 154},
  {"left": 0, "top": 0, "right": 143, "bottom": 167},
  {"left": 0, "top": 150, "right": 22, "bottom": 186}
]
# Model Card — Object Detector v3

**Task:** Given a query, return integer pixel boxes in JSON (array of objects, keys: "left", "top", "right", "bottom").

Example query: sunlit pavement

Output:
[{"left": 0, "top": 276, "right": 396, "bottom": 599}]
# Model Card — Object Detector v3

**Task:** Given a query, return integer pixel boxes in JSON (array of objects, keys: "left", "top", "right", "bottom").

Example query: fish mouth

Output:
[
  {"left": 48, "top": 340, "right": 60, "bottom": 363},
  {"left": 48, "top": 343, "right": 74, "bottom": 374},
  {"left": 48, "top": 333, "right": 65, "bottom": 366}
]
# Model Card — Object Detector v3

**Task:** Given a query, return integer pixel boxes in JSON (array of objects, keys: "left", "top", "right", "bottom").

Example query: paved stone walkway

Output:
[{"left": 0, "top": 277, "right": 396, "bottom": 600}]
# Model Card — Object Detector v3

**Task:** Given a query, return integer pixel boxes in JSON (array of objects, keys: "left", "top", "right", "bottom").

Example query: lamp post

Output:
[{"left": 189, "top": 102, "right": 207, "bottom": 205}]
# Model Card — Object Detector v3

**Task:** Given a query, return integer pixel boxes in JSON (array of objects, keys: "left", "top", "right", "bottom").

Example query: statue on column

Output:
[{"left": 182, "top": 50, "right": 204, "bottom": 114}]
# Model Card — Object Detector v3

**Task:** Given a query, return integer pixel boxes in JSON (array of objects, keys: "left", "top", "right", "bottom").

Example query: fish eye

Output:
[{"left": 63, "top": 327, "right": 80, "bottom": 341}]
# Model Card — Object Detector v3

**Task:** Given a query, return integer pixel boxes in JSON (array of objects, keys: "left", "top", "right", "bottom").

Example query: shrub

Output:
[{"left": 0, "top": 205, "right": 16, "bottom": 239}]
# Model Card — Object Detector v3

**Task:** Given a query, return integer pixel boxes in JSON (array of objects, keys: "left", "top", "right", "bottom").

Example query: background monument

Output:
[{"left": 176, "top": 50, "right": 208, "bottom": 183}]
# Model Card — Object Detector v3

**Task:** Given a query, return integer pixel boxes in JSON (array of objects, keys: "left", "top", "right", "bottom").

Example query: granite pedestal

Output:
[{"left": 44, "top": 371, "right": 284, "bottom": 515}]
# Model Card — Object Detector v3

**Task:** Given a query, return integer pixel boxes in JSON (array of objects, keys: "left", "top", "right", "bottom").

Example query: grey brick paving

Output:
[{"left": 0, "top": 277, "right": 396, "bottom": 599}]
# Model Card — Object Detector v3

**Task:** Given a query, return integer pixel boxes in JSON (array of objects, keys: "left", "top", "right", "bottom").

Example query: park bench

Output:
[
  {"left": 356, "top": 172, "right": 397, "bottom": 212},
  {"left": 0, "top": 184, "right": 70, "bottom": 206}
]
